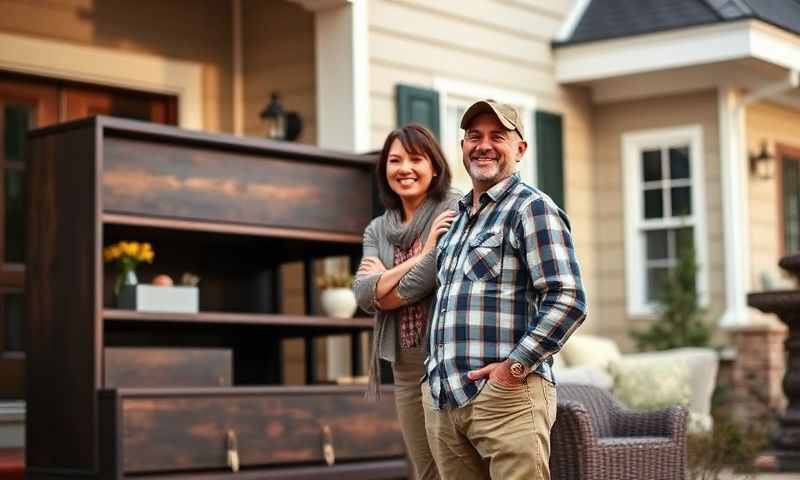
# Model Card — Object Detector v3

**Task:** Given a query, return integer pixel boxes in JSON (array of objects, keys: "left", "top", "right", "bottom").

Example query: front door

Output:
[{"left": 0, "top": 72, "right": 177, "bottom": 401}]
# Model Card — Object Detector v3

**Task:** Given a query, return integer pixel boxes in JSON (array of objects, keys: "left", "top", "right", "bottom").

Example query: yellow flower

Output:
[{"left": 142, "top": 250, "right": 155, "bottom": 263}]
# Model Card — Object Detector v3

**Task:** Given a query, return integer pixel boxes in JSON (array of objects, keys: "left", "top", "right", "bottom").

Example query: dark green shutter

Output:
[
  {"left": 396, "top": 84, "right": 440, "bottom": 139},
  {"left": 535, "top": 110, "right": 565, "bottom": 210}
]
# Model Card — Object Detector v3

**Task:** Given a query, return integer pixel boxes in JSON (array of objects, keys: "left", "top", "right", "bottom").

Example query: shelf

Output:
[
  {"left": 103, "top": 213, "right": 363, "bottom": 244},
  {"left": 104, "top": 309, "right": 374, "bottom": 329},
  {"left": 120, "top": 458, "right": 408, "bottom": 480}
]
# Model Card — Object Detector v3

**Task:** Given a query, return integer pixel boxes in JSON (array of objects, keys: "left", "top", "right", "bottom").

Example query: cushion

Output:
[
  {"left": 553, "top": 365, "right": 614, "bottom": 390},
  {"left": 560, "top": 335, "right": 622, "bottom": 370},
  {"left": 608, "top": 356, "right": 691, "bottom": 412}
]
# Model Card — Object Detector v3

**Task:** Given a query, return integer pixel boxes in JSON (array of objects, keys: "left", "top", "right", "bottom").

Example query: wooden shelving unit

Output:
[{"left": 25, "top": 117, "right": 406, "bottom": 480}]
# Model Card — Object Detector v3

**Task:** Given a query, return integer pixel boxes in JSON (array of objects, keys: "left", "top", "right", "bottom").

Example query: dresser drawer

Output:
[{"left": 100, "top": 386, "right": 404, "bottom": 475}]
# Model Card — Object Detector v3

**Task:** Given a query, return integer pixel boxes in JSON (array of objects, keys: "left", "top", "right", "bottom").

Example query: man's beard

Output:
[{"left": 467, "top": 155, "right": 501, "bottom": 183}]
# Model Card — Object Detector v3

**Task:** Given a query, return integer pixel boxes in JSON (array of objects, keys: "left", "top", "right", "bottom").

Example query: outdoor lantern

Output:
[
  {"left": 260, "top": 92, "right": 286, "bottom": 140},
  {"left": 259, "top": 92, "right": 303, "bottom": 142},
  {"left": 749, "top": 140, "right": 775, "bottom": 181}
]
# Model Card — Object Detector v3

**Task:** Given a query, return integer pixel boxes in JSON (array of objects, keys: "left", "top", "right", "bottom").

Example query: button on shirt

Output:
[{"left": 425, "top": 174, "right": 588, "bottom": 409}]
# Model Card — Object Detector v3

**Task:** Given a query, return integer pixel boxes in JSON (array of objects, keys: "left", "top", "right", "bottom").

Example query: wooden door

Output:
[{"left": 0, "top": 73, "right": 176, "bottom": 400}]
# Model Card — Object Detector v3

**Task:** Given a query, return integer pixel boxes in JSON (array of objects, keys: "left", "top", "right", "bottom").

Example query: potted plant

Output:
[{"left": 317, "top": 272, "right": 357, "bottom": 318}]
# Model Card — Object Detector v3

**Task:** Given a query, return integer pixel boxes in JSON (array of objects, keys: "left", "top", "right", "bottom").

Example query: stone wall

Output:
[{"left": 728, "top": 323, "right": 788, "bottom": 425}]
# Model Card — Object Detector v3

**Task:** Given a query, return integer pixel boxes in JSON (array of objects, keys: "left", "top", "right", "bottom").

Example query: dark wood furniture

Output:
[{"left": 24, "top": 117, "right": 406, "bottom": 479}]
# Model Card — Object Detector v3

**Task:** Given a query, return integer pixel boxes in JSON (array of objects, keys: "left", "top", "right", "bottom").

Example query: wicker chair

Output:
[{"left": 550, "top": 383, "right": 689, "bottom": 480}]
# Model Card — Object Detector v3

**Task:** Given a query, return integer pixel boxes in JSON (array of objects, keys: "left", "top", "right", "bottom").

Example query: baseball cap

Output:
[{"left": 460, "top": 99, "right": 525, "bottom": 140}]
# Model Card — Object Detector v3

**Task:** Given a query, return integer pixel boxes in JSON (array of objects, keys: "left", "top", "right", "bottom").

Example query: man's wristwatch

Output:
[{"left": 508, "top": 361, "right": 529, "bottom": 379}]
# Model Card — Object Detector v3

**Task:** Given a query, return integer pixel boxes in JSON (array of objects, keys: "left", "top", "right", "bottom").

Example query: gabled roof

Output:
[{"left": 555, "top": 0, "right": 800, "bottom": 47}]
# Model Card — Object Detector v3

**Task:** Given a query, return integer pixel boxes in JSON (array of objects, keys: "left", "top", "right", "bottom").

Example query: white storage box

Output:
[{"left": 118, "top": 285, "right": 199, "bottom": 313}]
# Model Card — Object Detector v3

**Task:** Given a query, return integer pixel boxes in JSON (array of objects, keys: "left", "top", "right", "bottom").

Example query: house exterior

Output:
[{"left": 0, "top": 0, "right": 798, "bottom": 453}]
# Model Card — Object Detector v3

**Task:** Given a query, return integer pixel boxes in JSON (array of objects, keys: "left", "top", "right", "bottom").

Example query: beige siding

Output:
[
  {"left": 746, "top": 101, "right": 800, "bottom": 292},
  {"left": 242, "top": 0, "right": 317, "bottom": 144},
  {"left": 368, "top": 0, "right": 578, "bottom": 147},
  {"left": 593, "top": 91, "right": 724, "bottom": 351},
  {"left": 0, "top": 0, "right": 234, "bottom": 132}
]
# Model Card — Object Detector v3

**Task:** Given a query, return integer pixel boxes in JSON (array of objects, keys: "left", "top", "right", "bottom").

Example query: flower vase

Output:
[
  {"left": 114, "top": 267, "right": 138, "bottom": 299},
  {"left": 320, "top": 288, "right": 358, "bottom": 318}
]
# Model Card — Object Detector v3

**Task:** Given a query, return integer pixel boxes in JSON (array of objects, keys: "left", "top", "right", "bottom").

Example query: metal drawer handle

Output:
[
  {"left": 322, "top": 424, "right": 335, "bottom": 466},
  {"left": 227, "top": 429, "right": 240, "bottom": 472}
]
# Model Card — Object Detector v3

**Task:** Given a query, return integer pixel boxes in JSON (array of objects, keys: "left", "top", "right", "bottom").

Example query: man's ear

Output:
[{"left": 516, "top": 141, "right": 528, "bottom": 161}]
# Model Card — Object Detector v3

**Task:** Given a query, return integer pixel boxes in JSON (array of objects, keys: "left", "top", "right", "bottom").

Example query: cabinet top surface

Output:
[{"left": 28, "top": 115, "right": 377, "bottom": 167}]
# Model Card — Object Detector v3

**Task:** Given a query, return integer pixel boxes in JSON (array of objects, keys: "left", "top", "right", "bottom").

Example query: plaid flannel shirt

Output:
[{"left": 425, "top": 174, "right": 588, "bottom": 409}]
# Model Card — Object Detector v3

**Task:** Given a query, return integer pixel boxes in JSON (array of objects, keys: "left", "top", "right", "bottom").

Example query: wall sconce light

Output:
[
  {"left": 749, "top": 140, "right": 775, "bottom": 181},
  {"left": 259, "top": 92, "right": 303, "bottom": 142}
]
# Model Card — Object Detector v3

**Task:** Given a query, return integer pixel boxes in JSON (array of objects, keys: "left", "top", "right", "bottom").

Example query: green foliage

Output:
[
  {"left": 316, "top": 272, "right": 355, "bottom": 290},
  {"left": 629, "top": 244, "right": 713, "bottom": 351},
  {"left": 687, "top": 398, "right": 770, "bottom": 480}
]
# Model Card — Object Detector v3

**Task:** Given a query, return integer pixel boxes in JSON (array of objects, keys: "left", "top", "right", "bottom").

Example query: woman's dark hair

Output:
[{"left": 376, "top": 124, "right": 452, "bottom": 211}]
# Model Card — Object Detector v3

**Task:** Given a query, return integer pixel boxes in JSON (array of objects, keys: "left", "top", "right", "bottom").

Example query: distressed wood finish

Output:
[
  {"left": 104, "top": 348, "right": 232, "bottom": 388},
  {"left": 102, "top": 137, "right": 372, "bottom": 235},
  {"left": 26, "top": 117, "right": 384, "bottom": 479},
  {"left": 25, "top": 126, "right": 100, "bottom": 472},
  {"left": 106, "top": 387, "right": 403, "bottom": 474}
]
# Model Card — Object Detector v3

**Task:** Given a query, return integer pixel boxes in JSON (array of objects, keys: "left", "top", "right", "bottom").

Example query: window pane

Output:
[
  {"left": 5, "top": 170, "right": 25, "bottom": 263},
  {"left": 675, "top": 227, "right": 694, "bottom": 259},
  {"left": 4, "top": 104, "right": 32, "bottom": 163},
  {"left": 644, "top": 189, "right": 663, "bottom": 219},
  {"left": 4, "top": 293, "right": 23, "bottom": 353},
  {"left": 646, "top": 267, "right": 669, "bottom": 302},
  {"left": 646, "top": 230, "right": 669, "bottom": 260},
  {"left": 671, "top": 186, "right": 692, "bottom": 216},
  {"left": 669, "top": 147, "right": 690, "bottom": 179},
  {"left": 642, "top": 149, "right": 662, "bottom": 182}
]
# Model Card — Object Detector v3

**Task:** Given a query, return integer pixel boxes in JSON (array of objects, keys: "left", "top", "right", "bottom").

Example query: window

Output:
[
  {"left": 623, "top": 126, "right": 708, "bottom": 316},
  {"left": 780, "top": 148, "right": 800, "bottom": 255},
  {"left": 435, "top": 79, "right": 536, "bottom": 193}
]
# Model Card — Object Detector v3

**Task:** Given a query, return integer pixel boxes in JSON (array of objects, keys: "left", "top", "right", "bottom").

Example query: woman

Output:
[{"left": 353, "top": 124, "right": 458, "bottom": 480}]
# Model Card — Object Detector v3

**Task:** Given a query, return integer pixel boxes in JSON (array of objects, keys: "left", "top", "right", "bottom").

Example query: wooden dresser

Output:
[{"left": 24, "top": 117, "right": 406, "bottom": 479}]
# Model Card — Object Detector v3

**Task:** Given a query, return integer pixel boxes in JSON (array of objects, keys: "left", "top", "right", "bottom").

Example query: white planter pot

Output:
[{"left": 320, "top": 288, "right": 358, "bottom": 318}]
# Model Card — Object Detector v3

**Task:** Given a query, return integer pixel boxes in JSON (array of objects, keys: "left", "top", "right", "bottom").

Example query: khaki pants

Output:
[
  {"left": 421, "top": 373, "right": 557, "bottom": 480},
  {"left": 393, "top": 348, "right": 439, "bottom": 480}
]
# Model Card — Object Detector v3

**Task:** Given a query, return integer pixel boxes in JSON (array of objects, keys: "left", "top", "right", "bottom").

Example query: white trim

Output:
[
  {"left": 433, "top": 78, "right": 537, "bottom": 187},
  {"left": 351, "top": 0, "right": 370, "bottom": 152},
  {"left": 556, "top": 0, "right": 592, "bottom": 42},
  {"left": 555, "top": 19, "right": 800, "bottom": 84},
  {"left": 314, "top": 0, "right": 370, "bottom": 151},
  {"left": 623, "top": 125, "right": 709, "bottom": 317},
  {"left": 0, "top": 31, "right": 203, "bottom": 129}
]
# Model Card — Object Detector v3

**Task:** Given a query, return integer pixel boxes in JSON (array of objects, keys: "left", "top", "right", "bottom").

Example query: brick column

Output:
[{"left": 730, "top": 323, "right": 788, "bottom": 424}]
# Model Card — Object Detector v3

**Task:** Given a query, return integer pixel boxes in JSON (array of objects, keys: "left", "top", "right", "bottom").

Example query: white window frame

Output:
[
  {"left": 623, "top": 125, "right": 709, "bottom": 317},
  {"left": 433, "top": 78, "right": 537, "bottom": 191}
]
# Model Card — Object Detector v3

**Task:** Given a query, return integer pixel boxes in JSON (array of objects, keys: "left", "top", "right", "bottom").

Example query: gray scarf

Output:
[{"left": 367, "top": 193, "right": 455, "bottom": 399}]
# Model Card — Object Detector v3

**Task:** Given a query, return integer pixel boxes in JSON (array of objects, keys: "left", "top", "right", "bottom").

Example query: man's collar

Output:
[{"left": 458, "top": 173, "right": 520, "bottom": 212}]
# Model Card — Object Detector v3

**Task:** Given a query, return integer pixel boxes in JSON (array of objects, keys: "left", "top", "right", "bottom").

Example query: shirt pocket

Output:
[{"left": 464, "top": 230, "right": 503, "bottom": 282}]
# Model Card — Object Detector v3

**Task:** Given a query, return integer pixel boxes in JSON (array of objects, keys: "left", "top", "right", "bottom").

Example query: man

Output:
[{"left": 422, "top": 99, "right": 588, "bottom": 480}]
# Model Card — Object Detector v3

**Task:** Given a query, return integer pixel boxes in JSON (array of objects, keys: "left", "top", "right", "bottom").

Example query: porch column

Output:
[
  {"left": 718, "top": 87, "right": 752, "bottom": 327},
  {"left": 292, "top": 0, "right": 370, "bottom": 380}
]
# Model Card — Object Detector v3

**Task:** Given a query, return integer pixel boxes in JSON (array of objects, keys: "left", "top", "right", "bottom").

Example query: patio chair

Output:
[{"left": 550, "top": 383, "right": 689, "bottom": 480}]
